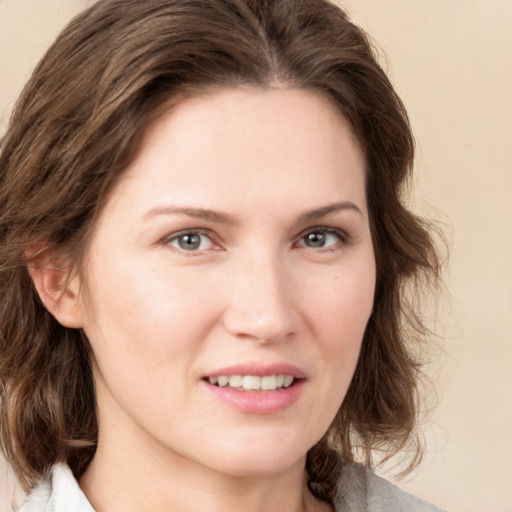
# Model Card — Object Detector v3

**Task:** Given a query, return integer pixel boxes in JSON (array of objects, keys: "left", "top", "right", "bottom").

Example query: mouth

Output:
[
  {"left": 204, "top": 374, "right": 297, "bottom": 392},
  {"left": 202, "top": 365, "right": 306, "bottom": 413}
]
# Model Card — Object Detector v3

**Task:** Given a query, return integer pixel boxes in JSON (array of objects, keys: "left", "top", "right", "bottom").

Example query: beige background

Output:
[{"left": 1, "top": 1, "right": 511, "bottom": 511}]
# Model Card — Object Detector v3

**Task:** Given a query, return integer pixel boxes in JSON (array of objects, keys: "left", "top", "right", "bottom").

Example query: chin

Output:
[
  {"left": 197, "top": 432, "right": 314, "bottom": 478},
  {"left": 215, "top": 456, "right": 305, "bottom": 479}
]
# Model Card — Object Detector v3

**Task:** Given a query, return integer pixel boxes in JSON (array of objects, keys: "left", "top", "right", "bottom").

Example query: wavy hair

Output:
[{"left": 0, "top": 0, "right": 442, "bottom": 503}]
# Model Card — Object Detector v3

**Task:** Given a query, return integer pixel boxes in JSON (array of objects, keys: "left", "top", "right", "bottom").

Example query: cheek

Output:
[
  {"left": 82, "top": 256, "right": 222, "bottom": 370},
  {"left": 304, "top": 266, "right": 375, "bottom": 341},
  {"left": 301, "top": 261, "right": 375, "bottom": 399},
  {"left": 298, "top": 269, "right": 374, "bottom": 444},
  {"left": 79, "top": 261, "right": 218, "bottom": 424}
]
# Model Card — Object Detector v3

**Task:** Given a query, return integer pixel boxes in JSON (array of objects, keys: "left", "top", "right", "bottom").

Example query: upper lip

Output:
[{"left": 204, "top": 363, "right": 307, "bottom": 379}]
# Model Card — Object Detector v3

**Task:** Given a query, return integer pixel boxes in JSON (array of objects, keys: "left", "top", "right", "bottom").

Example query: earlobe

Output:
[{"left": 28, "top": 263, "right": 84, "bottom": 329}]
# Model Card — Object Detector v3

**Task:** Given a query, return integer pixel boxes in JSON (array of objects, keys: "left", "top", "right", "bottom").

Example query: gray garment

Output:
[
  {"left": 334, "top": 462, "right": 446, "bottom": 512},
  {"left": 17, "top": 462, "right": 446, "bottom": 512}
]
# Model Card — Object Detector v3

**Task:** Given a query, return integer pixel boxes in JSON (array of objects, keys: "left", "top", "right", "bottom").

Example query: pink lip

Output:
[
  {"left": 205, "top": 363, "right": 307, "bottom": 379},
  {"left": 202, "top": 363, "right": 307, "bottom": 415}
]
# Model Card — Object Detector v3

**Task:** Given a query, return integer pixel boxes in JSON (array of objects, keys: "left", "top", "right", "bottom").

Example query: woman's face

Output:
[{"left": 76, "top": 88, "right": 375, "bottom": 477}]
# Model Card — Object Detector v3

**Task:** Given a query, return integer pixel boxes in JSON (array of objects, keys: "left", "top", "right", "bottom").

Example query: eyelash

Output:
[
  {"left": 295, "top": 227, "right": 349, "bottom": 252},
  {"left": 162, "top": 229, "right": 219, "bottom": 255},
  {"left": 161, "top": 227, "right": 350, "bottom": 255}
]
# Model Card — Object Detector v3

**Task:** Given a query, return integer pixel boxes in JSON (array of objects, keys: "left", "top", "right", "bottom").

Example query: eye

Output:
[
  {"left": 296, "top": 228, "right": 346, "bottom": 250},
  {"left": 165, "top": 231, "right": 216, "bottom": 252}
]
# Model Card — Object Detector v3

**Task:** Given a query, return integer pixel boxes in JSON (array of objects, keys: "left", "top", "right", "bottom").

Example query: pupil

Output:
[
  {"left": 307, "top": 232, "right": 326, "bottom": 247},
  {"left": 179, "top": 234, "right": 201, "bottom": 250}
]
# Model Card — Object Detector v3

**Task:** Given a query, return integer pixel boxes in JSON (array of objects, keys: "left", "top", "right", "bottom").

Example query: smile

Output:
[{"left": 207, "top": 375, "right": 295, "bottom": 391}]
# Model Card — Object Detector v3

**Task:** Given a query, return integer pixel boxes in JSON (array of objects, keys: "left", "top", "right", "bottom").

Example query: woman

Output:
[{"left": 0, "top": 0, "right": 444, "bottom": 510}]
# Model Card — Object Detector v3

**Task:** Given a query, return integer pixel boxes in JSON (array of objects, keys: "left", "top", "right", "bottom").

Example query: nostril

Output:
[{"left": 222, "top": 307, "right": 297, "bottom": 345}]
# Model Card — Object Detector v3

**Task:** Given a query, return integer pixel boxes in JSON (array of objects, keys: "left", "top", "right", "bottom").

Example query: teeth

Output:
[
  {"left": 261, "top": 375, "right": 277, "bottom": 391},
  {"left": 208, "top": 374, "right": 295, "bottom": 391},
  {"left": 242, "top": 375, "right": 261, "bottom": 390},
  {"left": 283, "top": 375, "right": 294, "bottom": 387},
  {"left": 217, "top": 376, "right": 229, "bottom": 387},
  {"left": 228, "top": 375, "right": 243, "bottom": 388}
]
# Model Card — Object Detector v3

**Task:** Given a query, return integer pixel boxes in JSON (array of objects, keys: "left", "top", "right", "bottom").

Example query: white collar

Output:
[{"left": 17, "top": 463, "right": 94, "bottom": 512}]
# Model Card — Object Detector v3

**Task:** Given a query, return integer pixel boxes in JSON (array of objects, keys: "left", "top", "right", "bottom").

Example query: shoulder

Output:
[
  {"left": 16, "top": 464, "right": 94, "bottom": 512},
  {"left": 334, "top": 462, "right": 446, "bottom": 512}
]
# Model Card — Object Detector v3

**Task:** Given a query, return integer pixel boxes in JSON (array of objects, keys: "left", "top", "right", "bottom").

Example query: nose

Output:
[{"left": 222, "top": 252, "right": 299, "bottom": 344}]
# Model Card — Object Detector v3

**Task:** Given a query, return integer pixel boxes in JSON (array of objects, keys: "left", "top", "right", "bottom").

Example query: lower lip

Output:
[{"left": 202, "top": 380, "right": 305, "bottom": 414}]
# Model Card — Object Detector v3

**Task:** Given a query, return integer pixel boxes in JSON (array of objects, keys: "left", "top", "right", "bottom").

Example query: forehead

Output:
[
  {"left": 102, "top": 87, "right": 367, "bottom": 222},
  {"left": 138, "top": 87, "right": 363, "bottom": 164}
]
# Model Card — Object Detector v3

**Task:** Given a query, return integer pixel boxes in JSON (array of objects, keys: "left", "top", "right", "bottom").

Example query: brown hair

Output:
[{"left": 0, "top": 0, "right": 442, "bottom": 503}]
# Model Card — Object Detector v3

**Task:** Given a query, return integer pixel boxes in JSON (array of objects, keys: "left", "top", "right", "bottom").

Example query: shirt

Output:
[{"left": 17, "top": 462, "right": 446, "bottom": 512}]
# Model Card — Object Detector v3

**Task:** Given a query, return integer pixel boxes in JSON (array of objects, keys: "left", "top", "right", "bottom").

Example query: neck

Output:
[{"left": 79, "top": 435, "right": 330, "bottom": 512}]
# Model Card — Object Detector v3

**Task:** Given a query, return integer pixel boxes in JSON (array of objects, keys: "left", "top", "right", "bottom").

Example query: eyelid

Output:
[
  {"left": 294, "top": 226, "right": 350, "bottom": 248},
  {"left": 161, "top": 228, "right": 222, "bottom": 252},
  {"left": 159, "top": 225, "right": 350, "bottom": 253}
]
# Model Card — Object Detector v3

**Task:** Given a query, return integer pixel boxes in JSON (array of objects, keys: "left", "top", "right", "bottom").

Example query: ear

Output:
[{"left": 28, "top": 260, "right": 84, "bottom": 329}]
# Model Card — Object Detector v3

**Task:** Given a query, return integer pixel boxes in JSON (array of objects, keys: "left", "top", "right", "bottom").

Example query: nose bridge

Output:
[{"left": 223, "top": 245, "right": 297, "bottom": 342}]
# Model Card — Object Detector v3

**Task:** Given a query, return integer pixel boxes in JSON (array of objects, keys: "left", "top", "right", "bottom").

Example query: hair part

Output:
[{"left": 0, "top": 0, "right": 442, "bottom": 502}]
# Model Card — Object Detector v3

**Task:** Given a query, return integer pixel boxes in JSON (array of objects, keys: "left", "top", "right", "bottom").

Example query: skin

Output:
[{"left": 38, "top": 88, "right": 376, "bottom": 512}]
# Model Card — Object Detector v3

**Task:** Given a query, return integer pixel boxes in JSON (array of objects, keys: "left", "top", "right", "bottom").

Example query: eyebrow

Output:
[
  {"left": 298, "top": 201, "right": 363, "bottom": 222},
  {"left": 143, "top": 206, "right": 235, "bottom": 224},
  {"left": 143, "top": 201, "right": 363, "bottom": 224}
]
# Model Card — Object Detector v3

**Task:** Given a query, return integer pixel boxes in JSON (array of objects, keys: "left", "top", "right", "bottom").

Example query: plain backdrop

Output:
[{"left": 1, "top": 1, "right": 511, "bottom": 511}]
